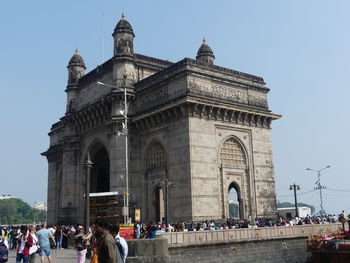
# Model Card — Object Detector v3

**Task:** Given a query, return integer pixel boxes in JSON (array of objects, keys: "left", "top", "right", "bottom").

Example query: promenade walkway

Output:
[{"left": 9, "top": 249, "right": 80, "bottom": 263}]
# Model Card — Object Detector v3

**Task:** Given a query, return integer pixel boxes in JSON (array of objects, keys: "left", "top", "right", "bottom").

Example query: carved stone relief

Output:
[{"left": 188, "top": 80, "right": 268, "bottom": 109}]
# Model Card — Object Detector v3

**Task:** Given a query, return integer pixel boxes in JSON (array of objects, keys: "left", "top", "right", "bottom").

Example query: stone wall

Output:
[
  {"left": 157, "top": 223, "right": 342, "bottom": 246},
  {"left": 168, "top": 237, "right": 309, "bottom": 263},
  {"left": 152, "top": 224, "right": 342, "bottom": 263},
  {"left": 125, "top": 224, "right": 343, "bottom": 263},
  {"left": 127, "top": 238, "right": 170, "bottom": 263},
  {"left": 126, "top": 236, "right": 310, "bottom": 263}
]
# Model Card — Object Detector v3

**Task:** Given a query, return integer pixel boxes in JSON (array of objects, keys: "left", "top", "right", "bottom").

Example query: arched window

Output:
[
  {"left": 220, "top": 137, "right": 246, "bottom": 166},
  {"left": 146, "top": 142, "right": 166, "bottom": 170}
]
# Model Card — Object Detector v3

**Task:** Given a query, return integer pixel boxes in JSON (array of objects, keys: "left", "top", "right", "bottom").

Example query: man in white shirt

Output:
[
  {"left": 135, "top": 223, "right": 141, "bottom": 239},
  {"left": 109, "top": 225, "right": 128, "bottom": 263}
]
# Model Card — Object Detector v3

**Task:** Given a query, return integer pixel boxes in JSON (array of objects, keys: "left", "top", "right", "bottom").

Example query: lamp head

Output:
[{"left": 84, "top": 153, "right": 93, "bottom": 167}]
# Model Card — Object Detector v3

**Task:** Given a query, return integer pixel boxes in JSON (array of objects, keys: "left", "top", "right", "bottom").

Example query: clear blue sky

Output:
[{"left": 1, "top": 0, "right": 349, "bottom": 214}]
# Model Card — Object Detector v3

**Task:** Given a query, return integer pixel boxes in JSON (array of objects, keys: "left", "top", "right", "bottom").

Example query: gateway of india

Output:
[{"left": 42, "top": 14, "right": 281, "bottom": 225}]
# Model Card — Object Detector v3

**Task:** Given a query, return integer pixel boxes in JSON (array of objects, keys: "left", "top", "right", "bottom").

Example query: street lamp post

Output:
[
  {"left": 306, "top": 165, "right": 330, "bottom": 215},
  {"left": 97, "top": 80, "right": 129, "bottom": 224},
  {"left": 289, "top": 183, "right": 300, "bottom": 218},
  {"left": 84, "top": 153, "right": 93, "bottom": 233}
]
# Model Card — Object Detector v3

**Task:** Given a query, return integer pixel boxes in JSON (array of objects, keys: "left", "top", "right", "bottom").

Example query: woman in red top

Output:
[{"left": 16, "top": 226, "right": 33, "bottom": 263}]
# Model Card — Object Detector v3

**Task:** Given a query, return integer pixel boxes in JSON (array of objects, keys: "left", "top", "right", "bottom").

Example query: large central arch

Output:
[{"left": 89, "top": 142, "right": 110, "bottom": 193}]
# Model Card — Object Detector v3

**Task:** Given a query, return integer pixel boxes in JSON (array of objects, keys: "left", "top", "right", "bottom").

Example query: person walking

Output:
[
  {"left": 5, "top": 228, "right": 12, "bottom": 251},
  {"left": 16, "top": 225, "right": 33, "bottom": 263},
  {"left": 11, "top": 227, "right": 20, "bottom": 250},
  {"left": 37, "top": 224, "right": 55, "bottom": 263},
  {"left": 109, "top": 225, "right": 128, "bottom": 263},
  {"left": 94, "top": 219, "right": 116, "bottom": 263},
  {"left": 54, "top": 227, "right": 62, "bottom": 250},
  {"left": 28, "top": 227, "right": 38, "bottom": 263},
  {"left": 0, "top": 236, "right": 9, "bottom": 263},
  {"left": 61, "top": 226, "right": 68, "bottom": 249},
  {"left": 90, "top": 234, "right": 98, "bottom": 263},
  {"left": 0, "top": 228, "right": 9, "bottom": 249},
  {"left": 74, "top": 228, "right": 91, "bottom": 263}
]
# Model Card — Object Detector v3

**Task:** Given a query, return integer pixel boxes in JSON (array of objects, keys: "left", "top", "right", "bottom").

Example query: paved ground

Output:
[{"left": 9, "top": 248, "right": 82, "bottom": 263}]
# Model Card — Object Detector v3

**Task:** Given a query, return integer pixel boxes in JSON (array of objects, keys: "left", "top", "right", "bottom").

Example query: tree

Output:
[
  {"left": 0, "top": 199, "right": 17, "bottom": 223},
  {"left": 0, "top": 198, "right": 47, "bottom": 225}
]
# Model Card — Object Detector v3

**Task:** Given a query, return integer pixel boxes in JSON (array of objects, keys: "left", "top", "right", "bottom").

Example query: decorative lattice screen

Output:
[
  {"left": 220, "top": 138, "right": 246, "bottom": 166},
  {"left": 146, "top": 142, "right": 166, "bottom": 170}
]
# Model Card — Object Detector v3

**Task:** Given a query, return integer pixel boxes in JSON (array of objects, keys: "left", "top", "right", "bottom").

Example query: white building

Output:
[
  {"left": 34, "top": 202, "right": 47, "bottom": 211},
  {"left": 0, "top": 194, "right": 15, "bottom": 200},
  {"left": 277, "top": 207, "right": 311, "bottom": 219}
]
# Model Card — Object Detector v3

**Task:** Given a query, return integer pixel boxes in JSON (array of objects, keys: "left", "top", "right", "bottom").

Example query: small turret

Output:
[
  {"left": 112, "top": 13, "right": 137, "bottom": 83},
  {"left": 67, "top": 49, "right": 86, "bottom": 86},
  {"left": 196, "top": 38, "right": 215, "bottom": 65},
  {"left": 66, "top": 49, "right": 86, "bottom": 112},
  {"left": 112, "top": 13, "right": 135, "bottom": 56}
]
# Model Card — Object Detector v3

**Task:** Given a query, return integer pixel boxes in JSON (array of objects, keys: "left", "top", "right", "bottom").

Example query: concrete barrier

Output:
[
  {"left": 126, "top": 238, "right": 169, "bottom": 263},
  {"left": 157, "top": 223, "right": 343, "bottom": 247},
  {"left": 125, "top": 224, "right": 343, "bottom": 263}
]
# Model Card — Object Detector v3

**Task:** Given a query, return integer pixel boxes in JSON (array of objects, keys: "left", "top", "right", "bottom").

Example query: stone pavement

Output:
[{"left": 9, "top": 248, "right": 82, "bottom": 263}]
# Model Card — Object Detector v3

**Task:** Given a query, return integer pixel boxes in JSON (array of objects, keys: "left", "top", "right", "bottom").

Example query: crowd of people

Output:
[
  {"left": 0, "top": 219, "right": 128, "bottom": 263},
  {"left": 133, "top": 212, "right": 350, "bottom": 238},
  {"left": 0, "top": 212, "right": 347, "bottom": 262}
]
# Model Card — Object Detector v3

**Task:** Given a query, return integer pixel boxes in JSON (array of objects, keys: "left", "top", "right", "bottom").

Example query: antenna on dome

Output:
[{"left": 101, "top": 13, "right": 105, "bottom": 64}]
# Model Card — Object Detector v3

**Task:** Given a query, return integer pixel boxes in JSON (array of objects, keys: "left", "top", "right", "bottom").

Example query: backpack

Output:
[{"left": 0, "top": 238, "right": 8, "bottom": 263}]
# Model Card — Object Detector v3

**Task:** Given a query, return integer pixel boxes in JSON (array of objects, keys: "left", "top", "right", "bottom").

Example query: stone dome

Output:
[
  {"left": 68, "top": 49, "right": 86, "bottom": 69},
  {"left": 196, "top": 38, "right": 215, "bottom": 59},
  {"left": 113, "top": 13, "right": 135, "bottom": 37}
]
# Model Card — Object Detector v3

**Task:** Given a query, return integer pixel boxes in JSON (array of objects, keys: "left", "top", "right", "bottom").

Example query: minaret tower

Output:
[
  {"left": 196, "top": 38, "right": 215, "bottom": 65},
  {"left": 66, "top": 49, "right": 86, "bottom": 112},
  {"left": 112, "top": 13, "right": 136, "bottom": 84}
]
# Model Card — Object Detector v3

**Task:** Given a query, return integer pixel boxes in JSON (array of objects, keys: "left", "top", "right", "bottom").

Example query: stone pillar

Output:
[
  {"left": 59, "top": 139, "right": 80, "bottom": 224},
  {"left": 159, "top": 187, "right": 165, "bottom": 222},
  {"left": 47, "top": 161, "right": 59, "bottom": 225}
]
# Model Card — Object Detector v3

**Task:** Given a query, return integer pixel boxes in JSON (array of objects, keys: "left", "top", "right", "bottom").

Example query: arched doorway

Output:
[
  {"left": 89, "top": 142, "right": 110, "bottom": 193},
  {"left": 145, "top": 142, "right": 166, "bottom": 222},
  {"left": 228, "top": 183, "right": 242, "bottom": 219},
  {"left": 220, "top": 137, "right": 250, "bottom": 219}
]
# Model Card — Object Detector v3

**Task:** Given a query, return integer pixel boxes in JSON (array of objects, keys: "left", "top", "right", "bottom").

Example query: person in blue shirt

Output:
[{"left": 37, "top": 224, "right": 55, "bottom": 263}]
